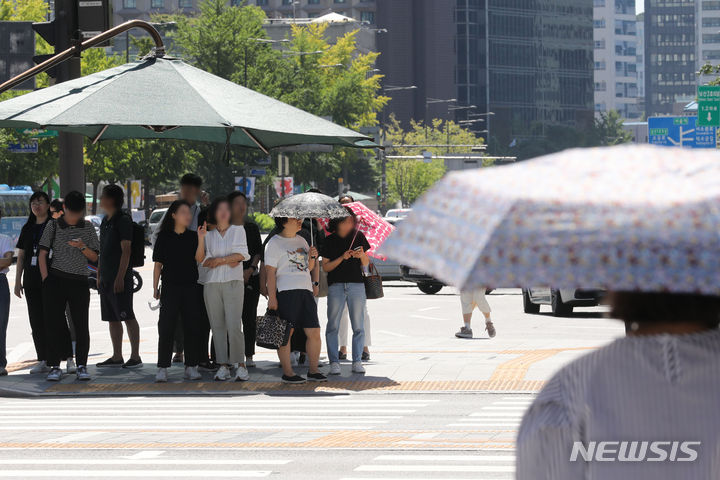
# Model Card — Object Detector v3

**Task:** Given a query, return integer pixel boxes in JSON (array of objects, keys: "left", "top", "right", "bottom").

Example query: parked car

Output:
[
  {"left": 385, "top": 208, "right": 411, "bottom": 222},
  {"left": 84, "top": 214, "right": 104, "bottom": 238},
  {"left": 148, "top": 207, "right": 167, "bottom": 244},
  {"left": 401, "top": 265, "right": 445, "bottom": 294},
  {"left": 373, "top": 255, "right": 404, "bottom": 281},
  {"left": 522, "top": 287, "right": 606, "bottom": 317}
]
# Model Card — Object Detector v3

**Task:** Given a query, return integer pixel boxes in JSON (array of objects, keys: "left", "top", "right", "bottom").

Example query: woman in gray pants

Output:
[{"left": 196, "top": 197, "right": 249, "bottom": 382}]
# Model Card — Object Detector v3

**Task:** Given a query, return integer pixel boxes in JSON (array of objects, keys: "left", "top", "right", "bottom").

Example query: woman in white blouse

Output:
[
  {"left": 196, "top": 197, "right": 249, "bottom": 382},
  {"left": 517, "top": 291, "right": 720, "bottom": 480}
]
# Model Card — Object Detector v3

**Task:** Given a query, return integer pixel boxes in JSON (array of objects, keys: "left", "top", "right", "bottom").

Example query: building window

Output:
[
  {"left": 361, "top": 11, "right": 374, "bottom": 24},
  {"left": 593, "top": 19, "right": 605, "bottom": 28},
  {"left": 255, "top": 0, "right": 268, "bottom": 5},
  {"left": 703, "top": 17, "right": 720, "bottom": 28},
  {"left": 704, "top": 1, "right": 720, "bottom": 10},
  {"left": 594, "top": 40, "right": 605, "bottom": 49},
  {"left": 178, "top": 0, "right": 192, "bottom": 8},
  {"left": 334, "top": 0, "right": 346, "bottom": 3},
  {"left": 151, "top": 0, "right": 163, "bottom": 7},
  {"left": 308, "top": 0, "right": 320, "bottom": 4},
  {"left": 282, "top": 0, "right": 293, "bottom": 4},
  {"left": 123, "top": 0, "right": 136, "bottom": 8},
  {"left": 593, "top": 0, "right": 605, "bottom": 6}
]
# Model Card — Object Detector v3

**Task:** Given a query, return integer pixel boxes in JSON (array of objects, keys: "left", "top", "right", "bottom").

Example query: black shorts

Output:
[
  {"left": 277, "top": 289, "right": 320, "bottom": 329},
  {"left": 99, "top": 276, "right": 135, "bottom": 322}
]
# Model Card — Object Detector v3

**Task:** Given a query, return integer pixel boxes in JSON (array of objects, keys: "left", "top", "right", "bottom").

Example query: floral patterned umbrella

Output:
[
  {"left": 380, "top": 145, "right": 720, "bottom": 294},
  {"left": 318, "top": 202, "right": 394, "bottom": 259}
]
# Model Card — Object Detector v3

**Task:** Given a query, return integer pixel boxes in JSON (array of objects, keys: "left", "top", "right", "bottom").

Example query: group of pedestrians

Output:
[{"left": 0, "top": 172, "right": 488, "bottom": 383}]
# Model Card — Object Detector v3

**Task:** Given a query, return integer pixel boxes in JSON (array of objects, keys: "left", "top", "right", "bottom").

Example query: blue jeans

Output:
[
  {"left": 326, "top": 282, "right": 366, "bottom": 363},
  {"left": 0, "top": 275, "right": 9, "bottom": 369}
]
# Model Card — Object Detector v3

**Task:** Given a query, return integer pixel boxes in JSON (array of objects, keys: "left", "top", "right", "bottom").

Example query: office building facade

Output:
[
  {"left": 252, "top": 0, "right": 377, "bottom": 23},
  {"left": 697, "top": 0, "right": 720, "bottom": 85},
  {"left": 643, "top": 0, "right": 696, "bottom": 117},
  {"left": 594, "top": 0, "right": 640, "bottom": 119}
]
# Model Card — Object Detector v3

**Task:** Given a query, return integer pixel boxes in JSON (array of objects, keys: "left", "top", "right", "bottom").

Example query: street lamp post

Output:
[
  {"left": 244, "top": 38, "right": 289, "bottom": 87},
  {"left": 425, "top": 97, "right": 456, "bottom": 140}
]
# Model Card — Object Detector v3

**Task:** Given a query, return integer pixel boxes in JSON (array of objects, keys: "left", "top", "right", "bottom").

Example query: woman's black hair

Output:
[
  {"left": 609, "top": 291, "right": 720, "bottom": 329},
  {"left": 327, "top": 206, "right": 355, "bottom": 233},
  {"left": 207, "top": 196, "right": 230, "bottom": 225},
  {"left": 274, "top": 217, "right": 289, "bottom": 230},
  {"left": 49, "top": 199, "right": 63, "bottom": 214},
  {"left": 339, "top": 195, "right": 354, "bottom": 204},
  {"left": 27, "top": 191, "right": 50, "bottom": 225},
  {"left": 160, "top": 200, "right": 191, "bottom": 233},
  {"left": 101, "top": 184, "right": 125, "bottom": 210}
]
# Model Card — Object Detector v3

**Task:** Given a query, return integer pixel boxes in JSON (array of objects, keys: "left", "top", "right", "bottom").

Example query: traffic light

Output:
[{"left": 376, "top": 189, "right": 381, "bottom": 200}]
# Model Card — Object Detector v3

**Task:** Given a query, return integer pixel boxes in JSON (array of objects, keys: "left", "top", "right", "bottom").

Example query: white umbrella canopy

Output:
[{"left": 380, "top": 145, "right": 720, "bottom": 295}]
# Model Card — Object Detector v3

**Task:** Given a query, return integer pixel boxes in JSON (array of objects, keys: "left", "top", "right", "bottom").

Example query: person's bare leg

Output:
[
  {"left": 304, "top": 328, "right": 321, "bottom": 374},
  {"left": 463, "top": 312, "right": 473, "bottom": 327},
  {"left": 108, "top": 322, "right": 124, "bottom": 360},
  {"left": 278, "top": 329, "right": 295, "bottom": 377},
  {"left": 482, "top": 312, "right": 491, "bottom": 322},
  {"left": 125, "top": 318, "right": 141, "bottom": 361}
]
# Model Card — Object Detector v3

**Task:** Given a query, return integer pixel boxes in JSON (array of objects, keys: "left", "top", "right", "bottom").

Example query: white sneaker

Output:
[
  {"left": 66, "top": 358, "right": 76, "bottom": 374},
  {"left": 30, "top": 361, "right": 50, "bottom": 374},
  {"left": 329, "top": 362, "right": 342, "bottom": 375},
  {"left": 290, "top": 351, "right": 299, "bottom": 367},
  {"left": 214, "top": 365, "right": 231, "bottom": 381},
  {"left": 352, "top": 362, "right": 366, "bottom": 374},
  {"left": 185, "top": 366, "right": 202, "bottom": 381},
  {"left": 234, "top": 365, "right": 250, "bottom": 382},
  {"left": 245, "top": 356, "right": 256, "bottom": 368},
  {"left": 155, "top": 368, "right": 168, "bottom": 383}
]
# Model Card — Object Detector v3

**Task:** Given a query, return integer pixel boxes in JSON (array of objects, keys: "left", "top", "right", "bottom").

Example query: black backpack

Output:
[{"left": 130, "top": 221, "right": 145, "bottom": 267}]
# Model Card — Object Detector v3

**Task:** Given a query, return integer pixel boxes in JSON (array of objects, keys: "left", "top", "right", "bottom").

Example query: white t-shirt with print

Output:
[
  {"left": 0, "top": 234, "right": 13, "bottom": 274},
  {"left": 264, "top": 234, "right": 312, "bottom": 293}
]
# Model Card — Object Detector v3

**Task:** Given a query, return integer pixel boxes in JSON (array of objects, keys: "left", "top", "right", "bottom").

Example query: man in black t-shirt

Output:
[{"left": 95, "top": 185, "right": 143, "bottom": 370}]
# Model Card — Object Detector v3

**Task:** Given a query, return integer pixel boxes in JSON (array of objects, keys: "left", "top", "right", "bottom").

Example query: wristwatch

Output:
[
  {"left": 80, "top": 246, "right": 86, "bottom": 252},
  {"left": 312, "top": 281, "right": 319, "bottom": 287}
]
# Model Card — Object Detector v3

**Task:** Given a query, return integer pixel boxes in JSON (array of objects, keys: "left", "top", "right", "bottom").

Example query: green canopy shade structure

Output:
[{"left": 0, "top": 57, "right": 376, "bottom": 152}]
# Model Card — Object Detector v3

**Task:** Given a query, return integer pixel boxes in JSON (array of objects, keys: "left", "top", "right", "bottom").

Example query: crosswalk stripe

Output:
[
  {"left": 374, "top": 454, "right": 515, "bottom": 462},
  {"left": 1, "top": 415, "right": 400, "bottom": 421},
  {"left": 0, "top": 424, "right": 371, "bottom": 430},
  {"left": 0, "top": 470, "right": 271, "bottom": 478},
  {"left": 0, "top": 459, "right": 289, "bottom": 465},
  {"left": 355, "top": 465, "right": 515, "bottom": 473},
  {"left": 0, "top": 409, "right": 417, "bottom": 414},
  {"left": 0, "top": 418, "right": 392, "bottom": 424},
  {"left": 480, "top": 406, "right": 528, "bottom": 411},
  {"left": 470, "top": 412, "right": 523, "bottom": 417}
]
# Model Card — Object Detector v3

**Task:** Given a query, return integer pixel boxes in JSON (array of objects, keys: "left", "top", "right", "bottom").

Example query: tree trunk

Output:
[{"left": 91, "top": 180, "right": 99, "bottom": 214}]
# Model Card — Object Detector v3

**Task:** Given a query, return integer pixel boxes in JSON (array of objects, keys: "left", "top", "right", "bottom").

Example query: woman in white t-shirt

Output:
[
  {"left": 264, "top": 217, "right": 327, "bottom": 384},
  {"left": 196, "top": 197, "right": 249, "bottom": 382}
]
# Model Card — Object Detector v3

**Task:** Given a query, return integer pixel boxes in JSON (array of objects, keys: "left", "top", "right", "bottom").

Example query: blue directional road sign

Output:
[
  {"left": 250, "top": 168, "right": 267, "bottom": 176},
  {"left": 7, "top": 141, "right": 38, "bottom": 153},
  {"left": 648, "top": 116, "right": 717, "bottom": 149}
]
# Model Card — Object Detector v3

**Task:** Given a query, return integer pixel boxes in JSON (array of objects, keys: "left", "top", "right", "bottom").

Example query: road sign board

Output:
[
  {"left": 14, "top": 128, "right": 58, "bottom": 138},
  {"left": 0, "top": 22, "right": 35, "bottom": 90},
  {"left": 698, "top": 86, "right": 720, "bottom": 126},
  {"left": 250, "top": 168, "right": 267, "bottom": 176},
  {"left": 648, "top": 116, "right": 716, "bottom": 149},
  {"left": 7, "top": 141, "right": 38, "bottom": 153},
  {"left": 235, "top": 176, "right": 256, "bottom": 201}
]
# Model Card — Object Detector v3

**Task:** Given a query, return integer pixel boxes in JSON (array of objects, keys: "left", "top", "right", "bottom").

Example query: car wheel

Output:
[
  {"left": 132, "top": 270, "right": 143, "bottom": 293},
  {"left": 551, "top": 289, "right": 573, "bottom": 317},
  {"left": 418, "top": 282, "right": 443, "bottom": 295},
  {"left": 522, "top": 288, "right": 540, "bottom": 314}
]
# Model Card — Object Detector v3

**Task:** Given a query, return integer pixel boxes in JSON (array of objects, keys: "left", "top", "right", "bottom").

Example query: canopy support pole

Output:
[
  {"left": 241, "top": 127, "right": 270, "bottom": 155},
  {"left": 91, "top": 125, "right": 108, "bottom": 144},
  {"left": 0, "top": 20, "right": 165, "bottom": 94}
]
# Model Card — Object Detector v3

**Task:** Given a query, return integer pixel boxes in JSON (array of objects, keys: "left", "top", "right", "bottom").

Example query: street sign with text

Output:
[
  {"left": 648, "top": 116, "right": 716, "bottom": 149},
  {"left": 7, "top": 141, "right": 38, "bottom": 153},
  {"left": 698, "top": 86, "right": 720, "bottom": 126}
]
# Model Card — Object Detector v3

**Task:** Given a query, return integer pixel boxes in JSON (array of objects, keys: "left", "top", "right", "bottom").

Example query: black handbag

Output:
[
  {"left": 364, "top": 263, "right": 384, "bottom": 300},
  {"left": 256, "top": 309, "right": 291, "bottom": 350}
]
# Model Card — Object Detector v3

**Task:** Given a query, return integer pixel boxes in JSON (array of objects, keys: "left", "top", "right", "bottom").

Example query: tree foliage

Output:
[{"left": 383, "top": 117, "right": 484, "bottom": 207}]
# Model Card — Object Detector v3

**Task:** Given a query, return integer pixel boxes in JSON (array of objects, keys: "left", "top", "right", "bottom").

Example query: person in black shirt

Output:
[
  {"left": 152, "top": 200, "right": 204, "bottom": 383},
  {"left": 14, "top": 192, "right": 72, "bottom": 375},
  {"left": 95, "top": 185, "right": 143, "bottom": 370},
  {"left": 228, "top": 191, "right": 262, "bottom": 367},
  {"left": 320, "top": 207, "right": 371, "bottom": 375}
]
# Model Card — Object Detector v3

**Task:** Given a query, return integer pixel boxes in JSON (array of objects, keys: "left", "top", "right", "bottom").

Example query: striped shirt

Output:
[
  {"left": 39, "top": 218, "right": 99, "bottom": 280},
  {"left": 517, "top": 329, "right": 720, "bottom": 480}
]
